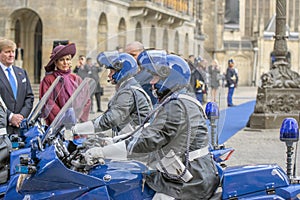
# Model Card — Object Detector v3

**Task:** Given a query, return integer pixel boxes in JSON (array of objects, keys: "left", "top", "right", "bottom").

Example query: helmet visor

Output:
[
  {"left": 97, "top": 50, "right": 120, "bottom": 70},
  {"left": 138, "top": 50, "right": 169, "bottom": 78}
]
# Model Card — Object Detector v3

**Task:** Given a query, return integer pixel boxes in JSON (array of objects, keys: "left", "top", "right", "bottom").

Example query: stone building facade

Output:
[
  {"left": 0, "top": 0, "right": 202, "bottom": 84},
  {"left": 1, "top": 0, "right": 300, "bottom": 87},
  {"left": 203, "top": 0, "right": 300, "bottom": 87}
]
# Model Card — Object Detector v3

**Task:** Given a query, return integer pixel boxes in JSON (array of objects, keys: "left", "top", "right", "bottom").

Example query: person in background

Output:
[
  {"left": 0, "top": 95, "right": 12, "bottom": 184},
  {"left": 195, "top": 57, "right": 209, "bottom": 104},
  {"left": 85, "top": 57, "right": 103, "bottom": 113},
  {"left": 188, "top": 54, "right": 195, "bottom": 65},
  {"left": 73, "top": 55, "right": 87, "bottom": 79},
  {"left": 82, "top": 51, "right": 219, "bottom": 200},
  {"left": 40, "top": 43, "right": 91, "bottom": 125},
  {"left": 125, "top": 41, "right": 157, "bottom": 105},
  {"left": 14, "top": 42, "right": 24, "bottom": 68},
  {"left": 0, "top": 38, "right": 34, "bottom": 135},
  {"left": 187, "top": 55, "right": 206, "bottom": 105},
  {"left": 208, "top": 59, "right": 221, "bottom": 102},
  {"left": 225, "top": 58, "right": 239, "bottom": 107}
]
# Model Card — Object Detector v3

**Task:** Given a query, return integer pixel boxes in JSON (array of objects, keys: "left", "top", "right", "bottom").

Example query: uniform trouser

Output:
[
  {"left": 195, "top": 92, "right": 203, "bottom": 104},
  {"left": 227, "top": 87, "right": 235, "bottom": 106},
  {"left": 0, "top": 135, "right": 12, "bottom": 184},
  {"left": 91, "top": 92, "right": 102, "bottom": 111},
  {"left": 95, "top": 92, "right": 101, "bottom": 111}
]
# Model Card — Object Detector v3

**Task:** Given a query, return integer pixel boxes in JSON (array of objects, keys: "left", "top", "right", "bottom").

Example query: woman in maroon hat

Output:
[{"left": 39, "top": 43, "right": 91, "bottom": 125}]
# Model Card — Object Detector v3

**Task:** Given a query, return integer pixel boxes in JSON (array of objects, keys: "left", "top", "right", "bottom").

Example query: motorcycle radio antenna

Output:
[{"left": 293, "top": 142, "right": 298, "bottom": 178}]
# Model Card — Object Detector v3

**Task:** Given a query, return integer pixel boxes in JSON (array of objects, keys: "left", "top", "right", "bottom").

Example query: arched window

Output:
[
  {"left": 150, "top": 25, "right": 156, "bottom": 48},
  {"left": 163, "top": 29, "right": 168, "bottom": 50},
  {"left": 118, "top": 18, "right": 126, "bottom": 49},
  {"left": 184, "top": 33, "right": 189, "bottom": 57},
  {"left": 98, "top": 13, "right": 108, "bottom": 52},
  {"left": 15, "top": 20, "right": 21, "bottom": 44},
  {"left": 135, "top": 22, "right": 142, "bottom": 42},
  {"left": 174, "top": 31, "right": 179, "bottom": 54}
]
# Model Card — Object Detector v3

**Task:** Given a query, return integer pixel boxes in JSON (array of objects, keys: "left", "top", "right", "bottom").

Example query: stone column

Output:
[{"left": 249, "top": 0, "right": 300, "bottom": 129}]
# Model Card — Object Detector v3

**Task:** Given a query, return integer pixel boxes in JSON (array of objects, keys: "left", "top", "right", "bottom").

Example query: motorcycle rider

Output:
[
  {"left": 82, "top": 50, "right": 220, "bottom": 200},
  {"left": 73, "top": 51, "right": 152, "bottom": 138},
  {"left": 0, "top": 96, "right": 12, "bottom": 184}
]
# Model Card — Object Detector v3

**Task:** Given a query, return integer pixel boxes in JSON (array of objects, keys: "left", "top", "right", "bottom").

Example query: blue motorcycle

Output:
[
  {"left": 0, "top": 76, "right": 64, "bottom": 197},
  {"left": 3, "top": 83, "right": 300, "bottom": 199}
]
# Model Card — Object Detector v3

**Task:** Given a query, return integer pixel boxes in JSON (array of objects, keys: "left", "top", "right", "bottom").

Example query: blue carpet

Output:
[{"left": 214, "top": 100, "right": 256, "bottom": 144}]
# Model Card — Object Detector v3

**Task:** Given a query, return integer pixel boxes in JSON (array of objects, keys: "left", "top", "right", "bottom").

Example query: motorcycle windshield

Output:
[
  {"left": 42, "top": 77, "right": 96, "bottom": 144},
  {"left": 27, "top": 76, "right": 63, "bottom": 126}
]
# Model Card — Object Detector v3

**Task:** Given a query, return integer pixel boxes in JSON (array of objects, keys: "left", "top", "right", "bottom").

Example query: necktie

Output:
[{"left": 6, "top": 68, "right": 17, "bottom": 99}]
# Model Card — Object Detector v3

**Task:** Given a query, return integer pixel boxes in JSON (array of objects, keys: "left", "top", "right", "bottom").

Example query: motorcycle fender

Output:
[
  {"left": 276, "top": 184, "right": 300, "bottom": 199},
  {"left": 222, "top": 164, "right": 289, "bottom": 199},
  {"left": 76, "top": 186, "right": 110, "bottom": 200}
]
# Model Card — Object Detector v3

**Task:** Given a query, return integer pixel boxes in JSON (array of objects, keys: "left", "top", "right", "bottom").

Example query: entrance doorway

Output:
[{"left": 10, "top": 9, "right": 43, "bottom": 83}]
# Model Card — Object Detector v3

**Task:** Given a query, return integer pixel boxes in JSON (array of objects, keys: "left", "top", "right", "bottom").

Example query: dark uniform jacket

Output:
[
  {"left": 126, "top": 89, "right": 219, "bottom": 200},
  {"left": 93, "top": 77, "right": 152, "bottom": 134}
]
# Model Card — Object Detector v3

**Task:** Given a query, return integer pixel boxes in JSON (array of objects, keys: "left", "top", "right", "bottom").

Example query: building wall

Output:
[
  {"left": 0, "top": 0, "right": 198, "bottom": 83},
  {"left": 205, "top": 0, "right": 300, "bottom": 86},
  {"left": 2, "top": 0, "right": 299, "bottom": 86}
]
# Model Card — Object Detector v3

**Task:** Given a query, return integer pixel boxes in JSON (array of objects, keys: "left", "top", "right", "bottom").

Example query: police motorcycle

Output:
[
  {"left": 0, "top": 76, "right": 65, "bottom": 197},
  {"left": 5, "top": 93, "right": 300, "bottom": 199},
  {"left": 206, "top": 102, "right": 300, "bottom": 199},
  {"left": 4, "top": 75, "right": 156, "bottom": 200},
  {"left": 2, "top": 63, "right": 298, "bottom": 199},
  {"left": 3, "top": 44, "right": 300, "bottom": 199},
  {"left": 3, "top": 77, "right": 98, "bottom": 199},
  {"left": 0, "top": 75, "right": 298, "bottom": 199}
]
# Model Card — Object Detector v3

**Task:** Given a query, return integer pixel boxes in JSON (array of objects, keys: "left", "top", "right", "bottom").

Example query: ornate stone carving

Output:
[
  {"left": 260, "top": 60, "right": 300, "bottom": 89},
  {"left": 254, "top": 88, "right": 300, "bottom": 114},
  {"left": 248, "top": 0, "right": 300, "bottom": 129}
]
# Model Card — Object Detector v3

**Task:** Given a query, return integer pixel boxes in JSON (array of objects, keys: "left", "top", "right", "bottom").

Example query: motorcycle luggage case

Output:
[{"left": 222, "top": 164, "right": 289, "bottom": 199}]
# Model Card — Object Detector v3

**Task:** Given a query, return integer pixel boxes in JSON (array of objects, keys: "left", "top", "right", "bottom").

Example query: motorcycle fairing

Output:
[
  {"left": 0, "top": 78, "right": 64, "bottom": 198},
  {"left": 222, "top": 164, "right": 289, "bottom": 199},
  {"left": 4, "top": 174, "right": 24, "bottom": 199},
  {"left": 88, "top": 159, "right": 155, "bottom": 199},
  {"left": 276, "top": 184, "right": 300, "bottom": 199},
  {"left": 11, "top": 145, "right": 107, "bottom": 199},
  {"left": 76, "top": 186, "right": 110, "bottom": 200}
]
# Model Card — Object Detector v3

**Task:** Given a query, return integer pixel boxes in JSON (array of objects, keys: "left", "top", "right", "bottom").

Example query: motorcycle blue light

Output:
[
  {"left": 280, "top": 118, "right": 299, "bottom": 142},
  {"left": 205, "top": 102, "right": 219, "bottom": 119}
]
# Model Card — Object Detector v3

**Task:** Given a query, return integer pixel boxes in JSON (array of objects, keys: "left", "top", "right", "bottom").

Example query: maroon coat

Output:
[{"left": 39, "top": 70, "right": 91, "bottom": 125}]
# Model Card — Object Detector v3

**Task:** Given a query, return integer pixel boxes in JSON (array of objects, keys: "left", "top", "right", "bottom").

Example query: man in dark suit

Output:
[{"left": 0, "top": 38, "right": 34, "bottom": 136}]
